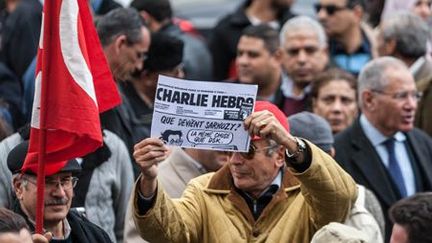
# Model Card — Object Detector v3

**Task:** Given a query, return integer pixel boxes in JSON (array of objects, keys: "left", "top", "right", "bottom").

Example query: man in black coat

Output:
[
  {"left": 334, "top": 57, "right": 432, "bottom": 241},
  {"left": 8, "top": 141, "right": 113, "bottom": 243}
]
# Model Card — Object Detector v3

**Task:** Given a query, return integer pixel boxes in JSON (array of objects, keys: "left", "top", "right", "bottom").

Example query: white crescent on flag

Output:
[{"left": 59, "top": 0, "right": 97, "bottom": 105}]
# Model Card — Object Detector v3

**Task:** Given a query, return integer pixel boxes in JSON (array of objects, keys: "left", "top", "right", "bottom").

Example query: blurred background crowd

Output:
[{"left": 0, "top": 0, "right": 432, "bottom": 242}]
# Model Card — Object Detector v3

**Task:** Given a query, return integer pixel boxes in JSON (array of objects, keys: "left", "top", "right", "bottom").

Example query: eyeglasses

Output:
[
  {"left": 314, "top": 3, "right": 348, "bottom": 15},
  {"left": 415, "top": 0, "right": 432, "bottom": 8},
  {"left": 24, "top": 176, "right": 79, "bottom": 191},
  {"left": 235, "top": 144, "right": 278, "bottom": 160},
  {"left": 371, "top": 89, "right": 423, "bottom": 101}
]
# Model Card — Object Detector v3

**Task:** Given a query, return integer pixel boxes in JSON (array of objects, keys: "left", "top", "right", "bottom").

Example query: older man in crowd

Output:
[
  {"left": 279, "top": 16, "right": 329, "bottom": 116},
  {"left": 130, "top": 100, "right": 356, "bottom": 242},
  {"left": 8, "top": 141, "right": 113, "bottom": 242},
  {"left": 334, "top": 57, "right": 432, "bottom": 240},
  {"left": 377, "top": 11, "right": 432, "bottom": 137}
]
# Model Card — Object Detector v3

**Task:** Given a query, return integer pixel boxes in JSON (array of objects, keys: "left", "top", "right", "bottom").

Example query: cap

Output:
[
  {"left": 7, "top": 141, "right": 81, "bottom": 176},
  {"left": 310, "top": 222, "right": 368, "bottom": 243},
  {"left": 288, "top": 112, "right": 333, "bottom": 153},
  {"left": 144, "top": 32, "right": 184, "bottom": 72},
  {"left": 252, "top": 101, "right": 290, "bottom": 140}
]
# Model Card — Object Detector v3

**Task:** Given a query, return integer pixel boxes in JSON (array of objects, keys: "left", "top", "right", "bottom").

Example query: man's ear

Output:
[
  {"left": 275, "top": 146, "right": 285, "bottom": 168},
  {"left": 13, "top": 175, "right": 24, "bottom": 200},
  {"left": 352, "top": 5, "right": 364, "bottom": 21},
  {"left": 384, "top": 39, "right": 397, "bottom": 56},
  {"left": 272, "top": 48, "right": 283, "bottom": 63},
  {"left": 114, "top": 34, "right": 128, "bottom": 54},
  {"left": 362, "top": 90, "right": 376, "bottom": 111}
]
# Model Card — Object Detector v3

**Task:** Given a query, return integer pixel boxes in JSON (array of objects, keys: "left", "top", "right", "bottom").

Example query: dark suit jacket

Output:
[{"left": 334, "top": 119, "right": 432, "bottom": 241}]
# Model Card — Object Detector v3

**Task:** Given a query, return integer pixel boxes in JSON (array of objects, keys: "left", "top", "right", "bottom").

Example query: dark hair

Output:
[
  {"left": 144, "top": 32, "right": 184, "bottom": 72},
  {"left": 311, "top": 68, "right": 357, "bottom": 98},
  {"left": 159, "top": 130, "right": 182, "bottom": 143},
  {"left": 96, "top": 8, "right": 144, "bottom": 47},
  {"left": 346, "top": 0, "right": 365, "bottom": 9},
  {"left": 241, "top": 24, "right": 280, "bottom": 54},
  {"left": 389, "top": 192, "right": 432, "bottom": 243},
  {"left": 0, "top": 208, "right": 29, "bottom": 233},
  {"left": 130, "top": 0, "right": 172, "bottom": 21}
]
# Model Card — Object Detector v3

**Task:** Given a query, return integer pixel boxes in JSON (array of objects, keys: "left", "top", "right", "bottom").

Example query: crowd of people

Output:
[{"left": 0, "top": 0, "right": 432, "bottom": 242}]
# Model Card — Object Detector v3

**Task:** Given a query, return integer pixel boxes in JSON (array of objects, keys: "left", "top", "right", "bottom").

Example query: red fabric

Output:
[
  {"left": 252, "top": 101, "right": 290, "bottom": 141},
  {"left": 22, "top": 0, "right": 121, "bottom": 175}
]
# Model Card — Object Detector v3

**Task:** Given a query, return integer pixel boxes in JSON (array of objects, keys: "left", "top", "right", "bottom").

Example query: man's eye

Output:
[{"left": 286, "top": 49, "right": 299, "bottom": 56}]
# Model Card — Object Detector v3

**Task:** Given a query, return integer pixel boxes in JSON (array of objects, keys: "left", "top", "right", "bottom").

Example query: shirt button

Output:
[{"left": 252, "top": 229, "right": 260, "bottom": 237}]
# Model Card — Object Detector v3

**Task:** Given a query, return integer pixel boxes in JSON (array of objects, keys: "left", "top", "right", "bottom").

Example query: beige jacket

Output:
[
  {"left": 123, "top": 148, "right": 204, "bottom": 243},
  {"left": 132, "top": 142, "right": 357, "bottom": 243}
]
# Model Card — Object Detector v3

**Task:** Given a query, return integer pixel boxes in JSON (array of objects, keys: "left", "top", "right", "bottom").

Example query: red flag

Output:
[{"left": 22, "top": 0, "right": 121, "bottom": 175}]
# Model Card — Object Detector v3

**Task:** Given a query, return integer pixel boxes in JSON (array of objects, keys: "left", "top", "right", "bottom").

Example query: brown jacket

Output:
[
  {"left": 414, "top": 58, "right": 432, "bottom": 137},
  {"left": 132, "top": 142, "right": 357, "bottom": 243}
]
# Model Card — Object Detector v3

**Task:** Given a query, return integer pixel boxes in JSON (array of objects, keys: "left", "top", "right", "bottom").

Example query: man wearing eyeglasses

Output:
[
  {"left": 315, "top": 0, "right": 377, "bottom": 76},
  {"left": 377, "top": 12, "right": 432, "bottom": 137},
  {"left": 130, "top": 100, "right": 357, "bottom": 243},
  {"left": 334, "top": 57, "right": 432, "bottom": 241},
  {"left": 7, "top": 141, "right": 113, "bottom": 242}
]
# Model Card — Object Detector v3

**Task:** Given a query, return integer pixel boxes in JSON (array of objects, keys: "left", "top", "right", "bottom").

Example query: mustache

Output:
[{"left": 45, "top": 198, "right": 69, "bottom": 206}]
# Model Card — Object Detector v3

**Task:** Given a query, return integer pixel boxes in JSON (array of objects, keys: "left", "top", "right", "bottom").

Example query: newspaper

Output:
[{"left": 150, "top": 75, "right": 257, "bottom": 152}]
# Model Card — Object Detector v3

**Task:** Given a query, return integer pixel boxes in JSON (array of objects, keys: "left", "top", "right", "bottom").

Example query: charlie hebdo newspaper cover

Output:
[{"left": 151, "top": 75, "right": 258, "bottom": 152}]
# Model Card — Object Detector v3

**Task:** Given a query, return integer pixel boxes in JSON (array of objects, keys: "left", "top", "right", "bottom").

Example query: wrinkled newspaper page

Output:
[{"left": 151, "top": 75, "right": 257, "bottom": 152}]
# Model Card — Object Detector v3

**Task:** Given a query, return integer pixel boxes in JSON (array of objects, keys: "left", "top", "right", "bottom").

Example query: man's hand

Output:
[
  {"left": 244, "top": 110, "right": 305, "bottom": 164},
  {"left": 244, "top": 110, "right": 292, "bottom": 145},
  {"left": 32, "top": 232, "right": 52, "bottom": 243},
  {"left": 133, "top": 138, "right": 169, "bottom": 197}
]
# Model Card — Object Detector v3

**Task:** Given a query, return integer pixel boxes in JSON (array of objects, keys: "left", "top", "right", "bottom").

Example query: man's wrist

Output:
[
  {"left": 285, "top": 137, "right": 306, "bottom": 164},
  {"left": 139, "top": 175, "right": 157, "bottom": 198}
]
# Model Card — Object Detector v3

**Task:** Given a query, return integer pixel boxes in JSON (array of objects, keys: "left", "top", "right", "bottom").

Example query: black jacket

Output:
[
  {"left": 334, "top": 119, "right": 432, "bottom": 241},
  {"left": 14, "top": 200, "right": 113, "bottom": 243}
]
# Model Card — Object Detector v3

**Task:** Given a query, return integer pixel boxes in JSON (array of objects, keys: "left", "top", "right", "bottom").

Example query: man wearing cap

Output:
[
  {"left": 130, "top": 101, "right": 357, "bottom": 242},
  {"left": 8, "top": 141, "right": 113, "bottom": 242}
]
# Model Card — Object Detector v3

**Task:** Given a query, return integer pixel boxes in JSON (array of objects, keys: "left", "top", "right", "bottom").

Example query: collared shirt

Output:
[
  {"left": 360, "top": 115, "right": 415, "bottom": 196},
  {"left": 28, "top": 217, "right": 72, "bottom": 240},
  {"left": 239, "top": 170, "right": 282, "bottom": 220},
  {"left": 280, "top": 73, "right": 311, "bottom": 116},
  {"left": 280, "top": 73, "right": 311, "bottom": 100}
]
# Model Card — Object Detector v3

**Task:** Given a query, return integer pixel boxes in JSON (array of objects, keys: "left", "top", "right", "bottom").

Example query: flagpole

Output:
[{"left": 35, "top": 0, "right": 52, "bottom": 234}]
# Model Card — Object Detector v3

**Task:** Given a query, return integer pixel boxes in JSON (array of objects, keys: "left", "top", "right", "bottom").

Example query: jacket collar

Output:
[{"left": 205, "top": 163, "right": 300, "bottom": 193}]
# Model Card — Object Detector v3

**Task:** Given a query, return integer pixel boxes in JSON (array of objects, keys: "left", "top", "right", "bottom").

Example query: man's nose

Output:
[{"left": 331, "top": 99, "right": 343, "bottom": 112}]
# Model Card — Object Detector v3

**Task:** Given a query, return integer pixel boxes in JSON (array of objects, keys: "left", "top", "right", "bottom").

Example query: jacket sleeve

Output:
[
  {"left": 109, "top": 131, "right": 134, "bottom": 242},
  {"left": 132, "top": 176, "right": 208, "bottom": 243},
  {"left": 289, "top": 141, "right": 358, "bottom": 229}
]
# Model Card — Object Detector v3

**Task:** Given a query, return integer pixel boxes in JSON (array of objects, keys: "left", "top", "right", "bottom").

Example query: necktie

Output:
[{"left": 383, "top": 138, "right": 407, "bottom": 197}]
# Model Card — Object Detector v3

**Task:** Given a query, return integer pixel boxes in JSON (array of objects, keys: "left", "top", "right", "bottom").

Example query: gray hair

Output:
[
  {"left": 280, "top": 16, "right": 327, "bottom": 48},
  {"left": 357, "top": 56, "right": 407, "bottom": 107},
  {"left": 381, "top": 11, "right": 429, "bottom": 59},
  {"left": 96, "top": 8, "right": 144, "bottom": 47}
]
